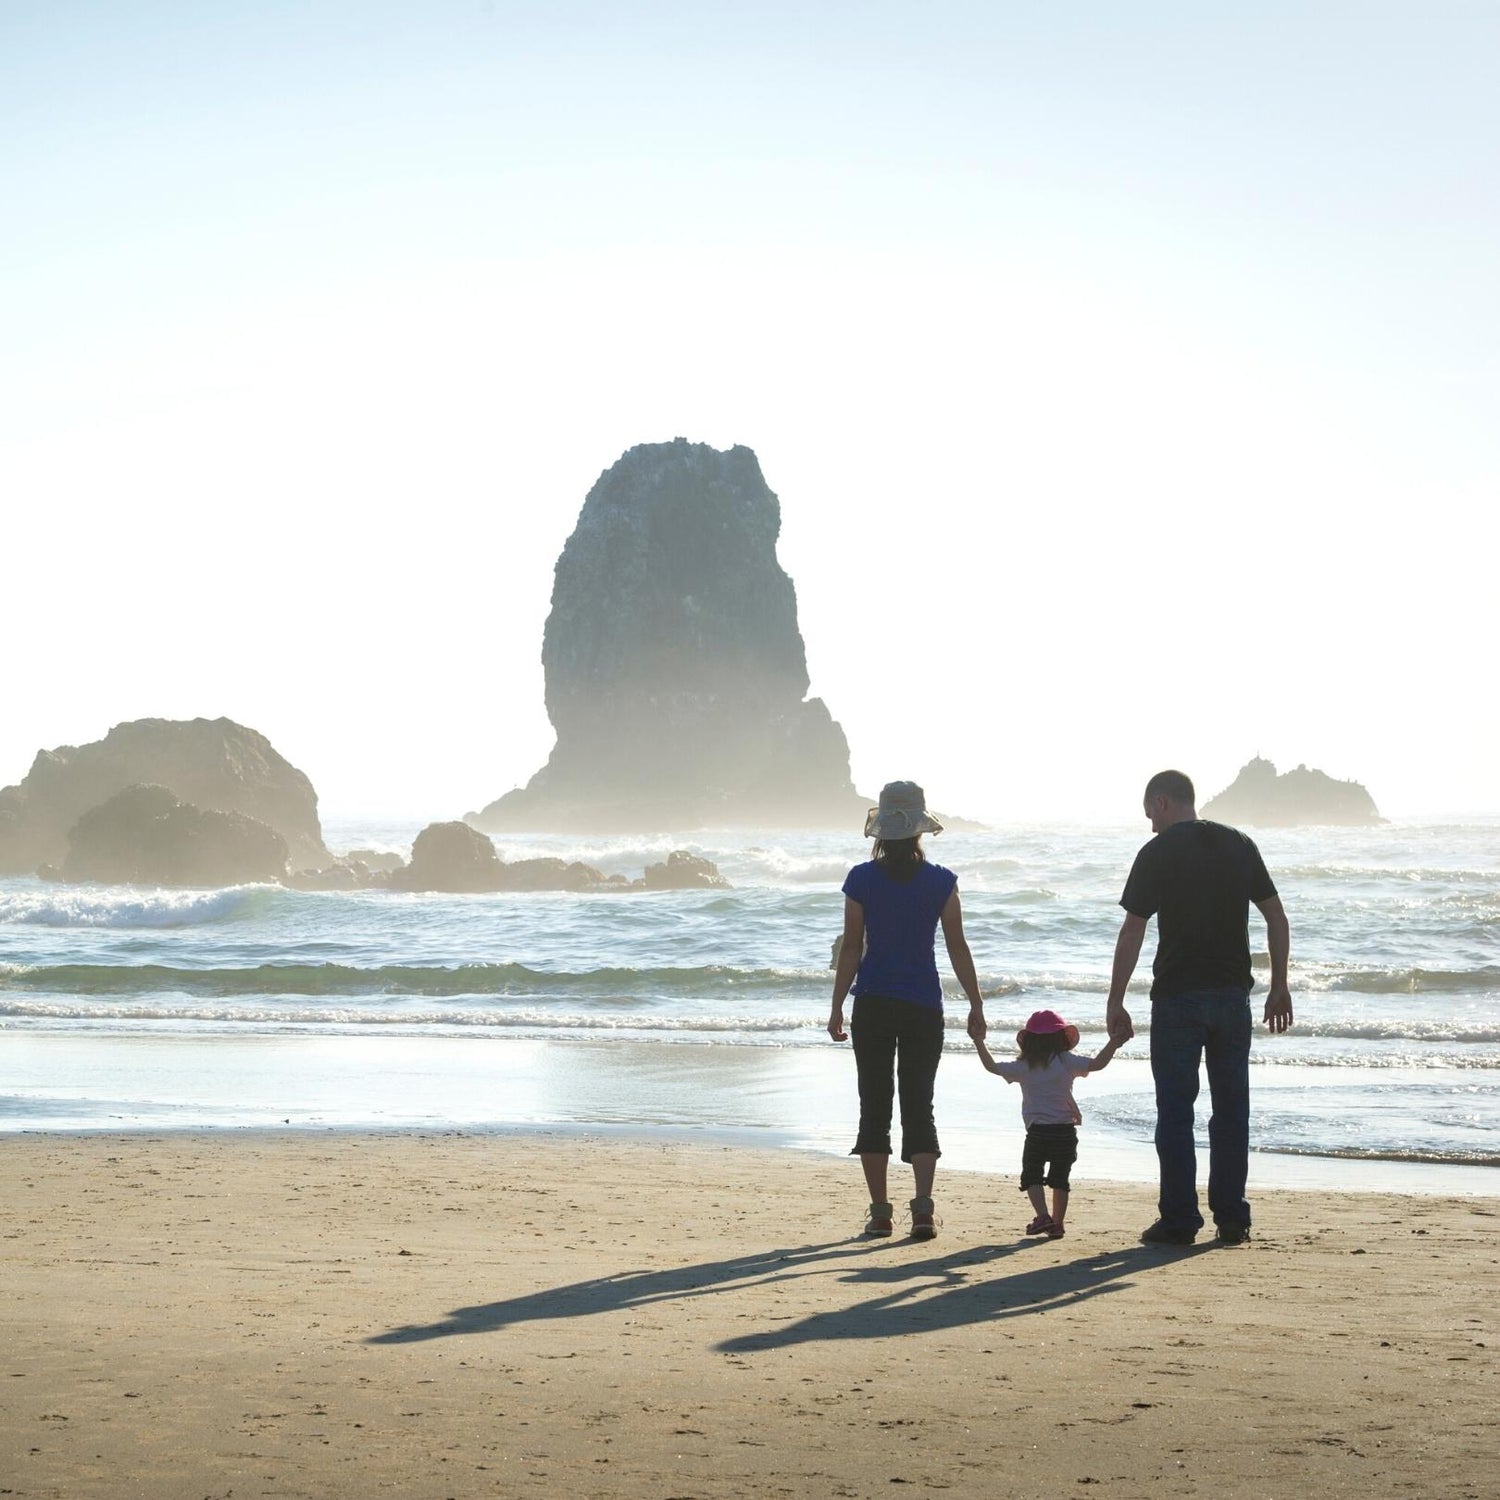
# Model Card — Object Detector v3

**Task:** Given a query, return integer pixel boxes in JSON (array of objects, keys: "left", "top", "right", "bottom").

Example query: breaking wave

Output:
[
  {"left": 0, "top": 885, "right": 282, "bottom": 929},
  {"left": 0, "top": 960, "right": 822, "bottom": 999},
  {"left": 1257, "top": 1144, "right": 1500, "bottom": 1168}
]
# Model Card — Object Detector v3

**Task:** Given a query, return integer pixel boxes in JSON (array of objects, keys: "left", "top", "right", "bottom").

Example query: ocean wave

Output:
[
  {"left": 1281, "top": 863, "right": 1500, "bottom": 885},
  {"left": 1253, "top": 1052, "right": 1500, "bottom": 1070},
  {"left": 0, "top": 885, "right": 281, "bottom": 929},
  {"left": 731, "top": 849, "right": 854, "bottom": 884},
  {"left": 1256, "top": 1144, "right": 1500, "bottom": 1168},
  {"left": 1302, "top": 965, "right": 1500, "bottom": 995},
  {"left": 0, "top": 960, "right": 825, "bottom": 999},
  {"left": 6, "top": 955, "right": 1494, "bottom": 1024},
  {"left": 0, "top": 999, "right": 823, "bottom": 1032},
  {"left": 1289, "top": 1017, "right": 1500, "bottom": 1042}
]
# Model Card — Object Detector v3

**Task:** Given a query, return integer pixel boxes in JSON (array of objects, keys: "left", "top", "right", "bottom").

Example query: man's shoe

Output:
[
  {"left": 1140, "top": 1220, "right": 1198, "bottom": 1246},
  {"left": 1215, "top": 1224, "right": 1251, "bottom": 1246}
]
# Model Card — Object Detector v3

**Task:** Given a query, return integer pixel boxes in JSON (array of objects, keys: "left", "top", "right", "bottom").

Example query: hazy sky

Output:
[{"left": 4, "top": 2, "right": 1496, "bottom": 822}]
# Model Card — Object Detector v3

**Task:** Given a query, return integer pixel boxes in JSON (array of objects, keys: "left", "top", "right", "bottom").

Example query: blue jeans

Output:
[{"left": 1150, "top": 987, "right": 1252, "bottom": 1233}]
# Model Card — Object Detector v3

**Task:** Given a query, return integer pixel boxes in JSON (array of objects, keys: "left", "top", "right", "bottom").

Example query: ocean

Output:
[{"left": 3, "top": 818, "right": 1496, "bottom": 1196}]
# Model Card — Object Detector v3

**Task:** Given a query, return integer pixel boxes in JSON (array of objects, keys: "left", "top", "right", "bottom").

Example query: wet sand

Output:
[{"left": 1, "top": 1131, "right": 1495, "bottom": 1498}]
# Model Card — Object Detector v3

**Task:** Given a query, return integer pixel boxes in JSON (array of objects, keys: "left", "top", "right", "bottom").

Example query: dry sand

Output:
[{"left": 1, "top": 1131, "right": 1495, "bottom": 1499}]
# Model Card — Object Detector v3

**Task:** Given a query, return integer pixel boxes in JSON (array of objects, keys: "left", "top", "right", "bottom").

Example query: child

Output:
[{"left": 973, "top": 1008, "right": 1121, "bottom": 1239}]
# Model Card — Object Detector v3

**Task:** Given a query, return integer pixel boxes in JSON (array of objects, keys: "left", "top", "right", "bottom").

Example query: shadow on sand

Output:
[{"left": 368, "top": 1234, "right": 1212, "bottom": 1349}]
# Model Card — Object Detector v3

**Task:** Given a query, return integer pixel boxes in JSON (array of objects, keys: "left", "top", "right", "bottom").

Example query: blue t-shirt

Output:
[{"left": 841, "top": 859, "right": 959, "bottom": 1010}]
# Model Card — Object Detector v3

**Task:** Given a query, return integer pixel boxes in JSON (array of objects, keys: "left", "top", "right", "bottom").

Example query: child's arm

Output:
[
  {"left": 972, "top": 1035, "right": 1008, "bottom": 1076},
  {"left": 1084, "top": 1035, "right": 1123, "bottom": 1073}
]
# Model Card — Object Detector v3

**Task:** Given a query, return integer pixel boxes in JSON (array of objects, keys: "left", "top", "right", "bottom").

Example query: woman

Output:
[{"left": 828, "top": 780, "right": 987, "bottom": 1239}]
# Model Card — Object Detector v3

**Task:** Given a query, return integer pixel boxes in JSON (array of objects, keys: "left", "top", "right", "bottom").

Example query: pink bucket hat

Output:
[{"left": 1017, "top": 1008, "right": 1080, "bottom": 1051}]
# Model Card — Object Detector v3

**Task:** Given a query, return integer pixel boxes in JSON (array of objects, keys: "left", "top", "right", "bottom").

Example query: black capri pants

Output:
[
  {"left": 849, "top": 993, "right": 944, "bottom": 1163},
  {"left": 1020, "top": 1123, "right": 1078, "bottom": 1191}
]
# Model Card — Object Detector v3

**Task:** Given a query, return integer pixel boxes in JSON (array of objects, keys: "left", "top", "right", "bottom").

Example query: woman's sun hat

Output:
[
  {"left": 1017, "top": 1008, "right": 1081, "bottom": 1051},
  {"left": 864, "top": 780, "right": 943, "bottom": 840}
]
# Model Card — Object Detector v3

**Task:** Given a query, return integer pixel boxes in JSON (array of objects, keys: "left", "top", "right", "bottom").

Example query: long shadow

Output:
[
  {"left": 369, "top": 1233, "right": 1209, "bottom": 1348},
  {"left": 368, "top": 1236, "right": 895, "bottom": 1344},
  {"left": 713, "top": 1241, "right": 1216, "bottom": 1352}
]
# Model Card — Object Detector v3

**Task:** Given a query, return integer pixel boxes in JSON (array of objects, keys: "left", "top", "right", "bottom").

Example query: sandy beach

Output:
[{"left": 1, "top": 1132, "right": 1495, "bottom": 1499}]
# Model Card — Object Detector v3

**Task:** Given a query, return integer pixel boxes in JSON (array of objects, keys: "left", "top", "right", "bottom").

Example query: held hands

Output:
[
  {"left": 966, "top": 1004, "right": 987, "bottom": 1042},
  {"left": 1107, "top": 1003, "right": 1135, "bottom": 1044},
  {"left": 1263, "top": 983, "right": 1294, "bottom": 1034},
  {"left": 827, "top": 1003, "right": 847, "bottom": 1042}
]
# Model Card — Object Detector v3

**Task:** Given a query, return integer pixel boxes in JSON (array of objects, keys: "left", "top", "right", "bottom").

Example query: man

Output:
[{"left": 1106, "top": 770, "right": 1293, "bottom": 1246}]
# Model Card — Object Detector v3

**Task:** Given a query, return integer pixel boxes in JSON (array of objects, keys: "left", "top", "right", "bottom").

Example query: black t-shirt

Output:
[{"left": 1120, "top": 820, "right": 1278, "bottom": 1000}]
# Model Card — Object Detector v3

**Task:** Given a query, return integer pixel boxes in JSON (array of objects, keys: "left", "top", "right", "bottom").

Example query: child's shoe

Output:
[
  {"left": 1045, "top": 1221, "right": 1066, "bottom": 1239},
  {"left": 1025, "top": 1214, "right": 1055, "bottom": 1235}
]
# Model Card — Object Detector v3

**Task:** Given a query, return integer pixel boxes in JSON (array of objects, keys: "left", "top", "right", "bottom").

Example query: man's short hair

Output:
[{"left": 1144, "top": 769, "right": 1195, "bottom": 805}]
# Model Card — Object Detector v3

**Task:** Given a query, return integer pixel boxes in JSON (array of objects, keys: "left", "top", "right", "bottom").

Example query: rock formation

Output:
[
  {"left": 470, "top": 439, "right": 864, "bottom": 832},
  {"left": 58, "top": 784, "right": 290, "bottom": 887},
  {"left": 386, "top": 820, "right": 725, "bottom": 893},
  {"left": 386, "top": 821, "right": 607, "bottom": 893},
  {"left": 1201, "top": 757, "right": 1383, "bottom": 827},
  {"left": 387, "top": 821, "right": 508, "bottom": 893},
  {"left": 0, "top": 717, "right": 329, "bottom": 874},
  {"left": 640, "top": 850, "right": 731, "bottom": 890}
]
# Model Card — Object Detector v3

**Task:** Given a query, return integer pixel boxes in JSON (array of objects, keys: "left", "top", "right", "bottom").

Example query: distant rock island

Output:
[
  {"left": 471, "top": 438, "right": 865, "bottom": 832},
  {"left": 60, "top": 783, "right": 291, "bottom": 888},
  {"left": 379, "top": 821, "right": 728, "bottom": 894},
  {"left": 0, "top": 717, "right": 330, "bottom": 876},
  {"left": 1201, "top": 757, "right": 1383, "bottom": 827},
  {"left": 1, "top": 715, "right": 731, "bottom": 892}
]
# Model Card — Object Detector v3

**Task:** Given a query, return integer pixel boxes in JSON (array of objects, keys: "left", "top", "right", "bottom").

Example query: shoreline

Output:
[
  {"left": 2, "top": 1130, "right": 1495, "bottom": 1499},
  {"left": 5, "top": 1028, "right": 1497, "bottom": 1197},
  {"left": 10, "top": 1117, "right": 1500, "bottom": 1198}
]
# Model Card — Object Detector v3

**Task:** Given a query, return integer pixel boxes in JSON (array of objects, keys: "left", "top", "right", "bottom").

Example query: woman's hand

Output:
[
  {"left": 827, "top": 1003, "right": 848, "bottom": 1042},
  {"left": 966, "top": 1005, "right": 987, "bottom": 1042}
]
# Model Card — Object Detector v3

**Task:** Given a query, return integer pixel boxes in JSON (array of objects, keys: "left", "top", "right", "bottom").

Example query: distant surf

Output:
[{"left": 2, "top": 816, "right": 1495, "bottom": 1171}]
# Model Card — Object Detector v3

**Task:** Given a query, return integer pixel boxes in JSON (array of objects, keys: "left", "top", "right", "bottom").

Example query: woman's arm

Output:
[
  {"left": 939, "top": 887, "right": 987, "bottom": 1040},
  {"left": 827, "top": 897, "right": 865, "bottom": 1041}
]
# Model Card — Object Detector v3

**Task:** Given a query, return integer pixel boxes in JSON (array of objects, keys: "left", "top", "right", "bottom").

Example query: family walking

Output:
[{"left": 828, "top": 774, "right": 1294, "bottom": 1246}]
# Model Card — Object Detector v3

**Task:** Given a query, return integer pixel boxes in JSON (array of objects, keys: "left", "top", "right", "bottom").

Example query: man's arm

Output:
[
  {"left": 1106, "top": 912, "right": 1148, "bottom": 1042},
  {"left": 827, "top": 898, "right": 865, "bottom": 1041},
  {"left": 1256, "top": 895, "right": 1293, "bottom": 1033}
]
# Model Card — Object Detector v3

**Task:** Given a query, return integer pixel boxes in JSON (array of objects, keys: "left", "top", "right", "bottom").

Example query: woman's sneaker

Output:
[
  {"left": 863, "top": 1201, "right": 895, "bottom": 1237},
  {"left": 909, "top": 1196, "right": 937, "bottom": 1241}
]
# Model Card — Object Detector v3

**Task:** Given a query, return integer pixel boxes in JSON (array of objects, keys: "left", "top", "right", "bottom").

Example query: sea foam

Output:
[{"left": 0, "top": 885, "right": 278, "bottom": 929}]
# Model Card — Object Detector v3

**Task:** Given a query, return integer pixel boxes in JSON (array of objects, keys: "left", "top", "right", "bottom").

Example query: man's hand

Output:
[
  {"left": 827, "top": 1004, "right": 847, "bottom": 1042},
  {"left": 1107, "top": 1003, "right": 1135, "bottom": 1044},
  {"left": 967, "top": 1005, "right": 987, "bottom": 1042},
  {"left": 1263, "top": 983, "right": 1294, "bottom": 1034}
]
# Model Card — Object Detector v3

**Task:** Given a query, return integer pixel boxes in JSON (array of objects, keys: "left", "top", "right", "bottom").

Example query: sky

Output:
[{"left": 3, "top": 1, "right": 1497, "bottom": 823}]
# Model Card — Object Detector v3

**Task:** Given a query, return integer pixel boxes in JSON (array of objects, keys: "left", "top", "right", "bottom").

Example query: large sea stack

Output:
[
  {"left": 472, "top": 439, "right": 863, "bottom": 832},
  {"left": 0, "top": 717, "right": 330, "bottom": 874},
  {"left": 1202, "top": 757, "right": 1383, "bottom": 828}
]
